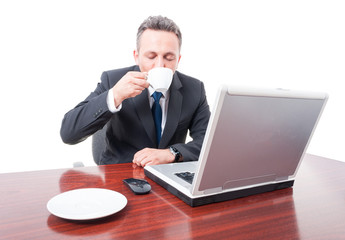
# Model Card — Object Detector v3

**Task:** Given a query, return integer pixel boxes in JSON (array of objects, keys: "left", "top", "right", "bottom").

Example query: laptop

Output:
[{"left": 144, "top": 85, "right": 328, "bottom": 207}]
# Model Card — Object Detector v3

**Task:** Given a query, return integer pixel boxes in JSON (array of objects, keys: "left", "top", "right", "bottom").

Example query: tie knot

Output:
[{"left": 152, "top": 92, "right": 163, "bottom": 102}]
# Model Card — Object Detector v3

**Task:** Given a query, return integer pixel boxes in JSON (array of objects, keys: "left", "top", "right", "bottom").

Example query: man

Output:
[{"left": 60, "top": 16, "right": 210, "bottom": 167}]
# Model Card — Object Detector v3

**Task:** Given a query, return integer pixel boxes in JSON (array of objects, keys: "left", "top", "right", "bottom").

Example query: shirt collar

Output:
[{"left": 148, "top": 86, "right": 169, "bottom": 99}]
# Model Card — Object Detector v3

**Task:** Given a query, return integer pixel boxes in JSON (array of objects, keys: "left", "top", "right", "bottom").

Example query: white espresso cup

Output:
[{"left": 147, "top": 67, "right": 173, "bottom": 92}]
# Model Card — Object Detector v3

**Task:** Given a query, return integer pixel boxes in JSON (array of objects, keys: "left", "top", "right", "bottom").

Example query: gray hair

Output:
[{"left": 136, "top": 15, "right": 182, "bottom": 52}]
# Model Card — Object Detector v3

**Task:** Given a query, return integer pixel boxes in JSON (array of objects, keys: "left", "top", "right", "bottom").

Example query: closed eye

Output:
[
  {"left": 147, "top": 53, "right": 157, "bottom": 59},
  {"left": 165, "top": 54, "right": 176, "bottom": 61}
]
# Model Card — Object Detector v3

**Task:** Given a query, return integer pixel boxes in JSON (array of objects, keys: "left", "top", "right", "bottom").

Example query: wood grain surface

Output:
[{"left": 0, "top": 154, "right": 344, "bottom": 239}]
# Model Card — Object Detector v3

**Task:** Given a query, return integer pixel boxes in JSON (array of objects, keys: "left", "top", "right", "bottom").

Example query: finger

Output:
[
  {"left": 133, "top": 148, "right": 146, "bottom": 160},
  {"left": 139, "top": 155, "right": 151, "bottom": 167},
  {"left": 128, "top": 71, "right": 148, "bottom": 79},
  {"left": 132, "top": 154, "right": 140, "bottom": 164},
  {"left": 132, "top": 157, "right": 142, "bottom": 167},
  {"left": 140, "top": 156, "right": 153, "bottom": 167},
  {"left": 133, "top": 147, "right": 153, "bottom": 160},
  {"left": 132, "top": 78, "right": 149, "bottom": 89},
  {"left": 133, "top": 150, "right": 147, "bottom": 166},
  {"left": 128, "top": 72, "right": 149, "bottom": 87}
]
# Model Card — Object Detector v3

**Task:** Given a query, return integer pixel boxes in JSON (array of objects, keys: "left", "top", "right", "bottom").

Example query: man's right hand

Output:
[{"left": 112, "top": 71, "right": 149, "bottom": 107}]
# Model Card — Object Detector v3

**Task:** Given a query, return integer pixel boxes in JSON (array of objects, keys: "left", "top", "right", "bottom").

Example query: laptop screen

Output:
[{"left": 192, "top": 85, "right": 328, "bottom": 195}]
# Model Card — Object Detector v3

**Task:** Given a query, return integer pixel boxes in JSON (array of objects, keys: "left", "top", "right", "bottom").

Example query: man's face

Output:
[{"left": 134, "top": 29, "right": 181, "bottom": 73}]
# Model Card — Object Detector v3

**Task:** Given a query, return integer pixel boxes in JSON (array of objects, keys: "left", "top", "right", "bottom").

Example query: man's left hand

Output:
[{"left": 133, "top": 148, "right": 175, "bottom": 167}]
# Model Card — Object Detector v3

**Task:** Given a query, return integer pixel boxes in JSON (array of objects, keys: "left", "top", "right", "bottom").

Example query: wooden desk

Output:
[{"left": 1, "top": 154, "right": 345, "bottom": 239}]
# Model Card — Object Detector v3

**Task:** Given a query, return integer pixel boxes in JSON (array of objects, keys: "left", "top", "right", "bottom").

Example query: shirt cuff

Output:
[{"left": 107, "top": 89, "right": 122, "bottom": 113}]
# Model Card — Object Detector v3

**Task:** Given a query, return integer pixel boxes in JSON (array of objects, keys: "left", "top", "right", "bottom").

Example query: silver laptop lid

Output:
[{"left": 191, "top": 85, "right": 328, "bottom": 195}]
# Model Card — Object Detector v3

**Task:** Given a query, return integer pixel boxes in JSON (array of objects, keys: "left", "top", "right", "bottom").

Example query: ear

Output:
[
  {"left": 176, "top": 54, "right": 182, "bottom": 70},
  {"left": 133, "top": 49, "right": 139, "bottom": 65}
]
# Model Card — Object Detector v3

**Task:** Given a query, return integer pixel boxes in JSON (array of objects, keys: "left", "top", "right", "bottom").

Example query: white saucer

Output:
[{"left": 47, "top": 188, "right": 127, "bottom": 220}]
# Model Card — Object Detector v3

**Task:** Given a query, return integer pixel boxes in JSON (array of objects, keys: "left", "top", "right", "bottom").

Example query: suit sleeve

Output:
[
  {"left": 173, "top": 82, "right": 211, "bottom": 161},
  {"left": 60, "top": 72, "right": 114, "bottom": 144}
]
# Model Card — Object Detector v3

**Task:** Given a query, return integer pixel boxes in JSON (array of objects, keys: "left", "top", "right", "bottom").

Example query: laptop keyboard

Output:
[{"left": 175, "top": 172, "right": 195, "bottom": 184}]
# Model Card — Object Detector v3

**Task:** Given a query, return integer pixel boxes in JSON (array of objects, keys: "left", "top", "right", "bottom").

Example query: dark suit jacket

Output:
[{"left": 60, "top": 65, "right": 210, "bottom": 164}]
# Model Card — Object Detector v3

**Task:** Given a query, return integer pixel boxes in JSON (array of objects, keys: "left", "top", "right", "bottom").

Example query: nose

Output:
[{"left": 155, "top": 56, "right": 165, "bottom": 68}]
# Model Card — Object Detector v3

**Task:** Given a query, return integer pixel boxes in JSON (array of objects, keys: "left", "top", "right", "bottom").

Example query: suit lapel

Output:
[
  {"left": 132, "top": 88, "right": 157, "bottom": 145},
  {"left": 159, "top": 73, "right": 183, "bottom": 148}
]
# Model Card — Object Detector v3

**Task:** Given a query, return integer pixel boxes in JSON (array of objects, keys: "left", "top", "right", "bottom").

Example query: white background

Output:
[{"left": 1, "top": 0, "right": 344, "bottom": 173}]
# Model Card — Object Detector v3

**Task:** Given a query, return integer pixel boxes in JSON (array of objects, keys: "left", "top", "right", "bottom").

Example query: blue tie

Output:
[{"left": 152, "top": 92, "right": 163, "bottom": 145}]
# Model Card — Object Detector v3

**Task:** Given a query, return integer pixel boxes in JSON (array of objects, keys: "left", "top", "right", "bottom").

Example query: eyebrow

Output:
[
  {"left": 164, "top": 52, "right": 176, "bottom": 56},
  {"left": 144, "top": 51, "right": 177, "bottom": 56}
]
